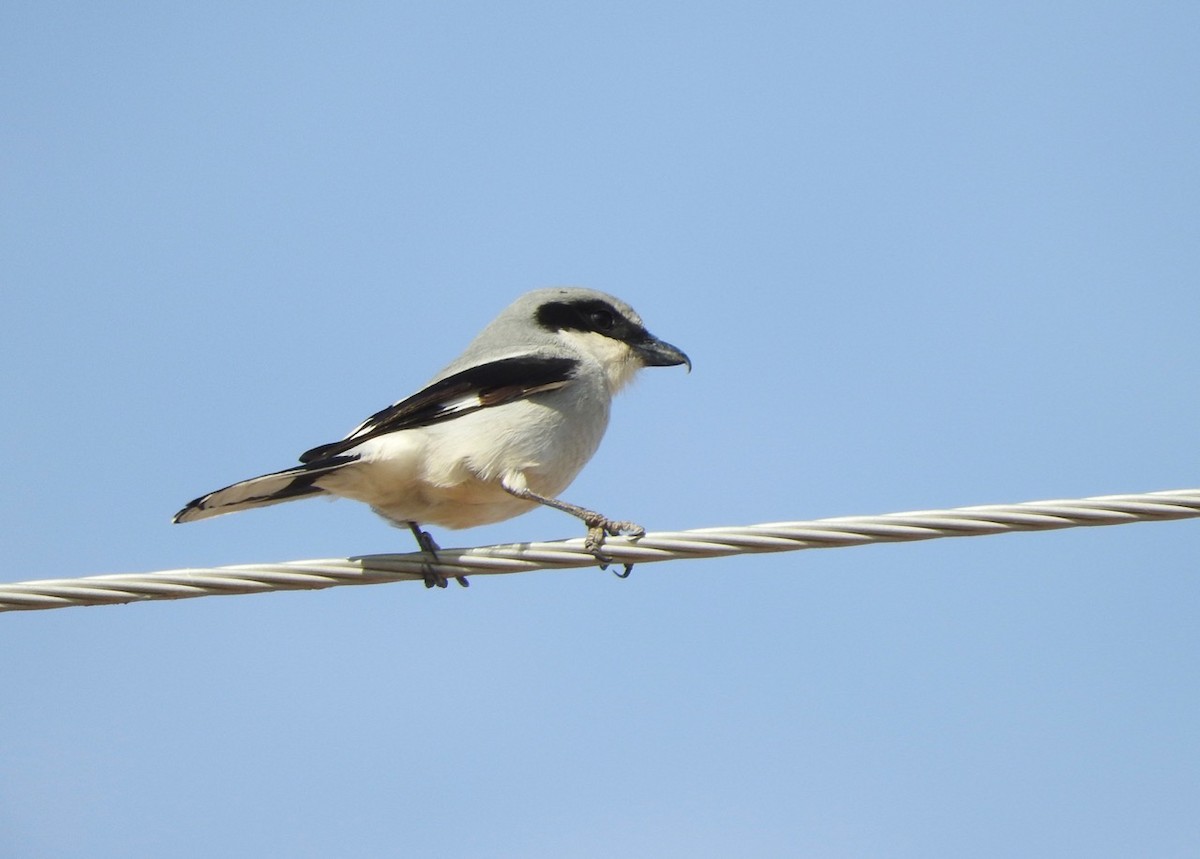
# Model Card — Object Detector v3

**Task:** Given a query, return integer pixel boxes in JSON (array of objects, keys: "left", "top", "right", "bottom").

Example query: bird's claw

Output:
[
  {"left": 583, "top": 517, "right": 643, "bottom": 578},
  {"left": 418, "top": 563, "right": 469, "bottom": 589},
  {"left": 409, "top": 523, "right": 468, "bottom": 588},
  {"left": 422, "top": 568, "right": 449, "bottom": 589},
  {"left": 583, "top": 517, "right": 645, "bottom": 551}
]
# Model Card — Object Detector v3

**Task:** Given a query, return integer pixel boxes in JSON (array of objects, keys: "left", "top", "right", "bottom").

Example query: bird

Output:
[{"left": 173, "top": 287, "right": 691, "bottom": 587}]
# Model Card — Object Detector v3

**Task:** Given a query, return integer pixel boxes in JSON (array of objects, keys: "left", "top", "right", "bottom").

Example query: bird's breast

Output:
[
  {"left": 323, "top": 383, "right": 613, "bottom": 530},
  {"left": 422, "top": 388, "right": 609, "bottom": 495}
]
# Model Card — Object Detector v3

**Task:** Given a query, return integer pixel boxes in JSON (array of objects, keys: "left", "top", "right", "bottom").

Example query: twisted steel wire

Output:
[{"left": 2, "top": 489, "right": 1197, "bottom": 612}]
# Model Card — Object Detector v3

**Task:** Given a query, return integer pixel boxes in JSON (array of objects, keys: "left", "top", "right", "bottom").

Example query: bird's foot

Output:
[
  {"left": 583, "top": 516, "right": 644, "bottom": 578},
  {"left": 408, "top": 523, "right": 468, "bottom": 589}
]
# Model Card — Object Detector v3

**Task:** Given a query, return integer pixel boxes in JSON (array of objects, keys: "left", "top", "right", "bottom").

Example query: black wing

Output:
[{"left": 298, "top": 354, "right": 578, "bottom": 463}]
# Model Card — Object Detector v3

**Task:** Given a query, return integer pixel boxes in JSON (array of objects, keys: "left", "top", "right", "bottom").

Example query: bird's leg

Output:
[
  {"left": 499, "top": 478, "right": 642, "bottom": 576},
  {"left": 407, "top": 522, "right": 468, "bottom": 588}
]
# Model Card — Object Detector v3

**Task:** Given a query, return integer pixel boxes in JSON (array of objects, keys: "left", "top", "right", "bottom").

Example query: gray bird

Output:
[{"left": 173, "top": 287, "right": 690, "bottom": 586}]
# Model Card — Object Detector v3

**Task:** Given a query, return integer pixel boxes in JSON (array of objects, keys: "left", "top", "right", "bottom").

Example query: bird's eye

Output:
[{"left": 589, "top": 309, "right": 616, "bottom": 331}]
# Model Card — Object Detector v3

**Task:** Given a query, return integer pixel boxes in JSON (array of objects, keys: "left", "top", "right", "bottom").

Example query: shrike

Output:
[{"left": 174, "top": 287, "right": 690, "bottom": 587}]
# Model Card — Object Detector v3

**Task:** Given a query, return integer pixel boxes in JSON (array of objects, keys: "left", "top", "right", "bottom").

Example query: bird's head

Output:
[{"left": 529, "top": 288, "right": 690, "bottom": 393}]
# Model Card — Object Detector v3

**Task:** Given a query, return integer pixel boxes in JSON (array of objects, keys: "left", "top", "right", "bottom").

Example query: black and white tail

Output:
[{"left": 172, "top": 457, "right": 355, "bottom": 524}]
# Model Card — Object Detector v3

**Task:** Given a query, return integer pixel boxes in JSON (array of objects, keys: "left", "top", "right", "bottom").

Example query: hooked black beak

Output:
[{"left": 634, "top": 335, "right": 691, "bottom": 372}]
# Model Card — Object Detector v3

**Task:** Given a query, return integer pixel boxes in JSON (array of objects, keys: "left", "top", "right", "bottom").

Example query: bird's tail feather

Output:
[{"left": 173, "top": 457, "right": 355, "bottom": 524}]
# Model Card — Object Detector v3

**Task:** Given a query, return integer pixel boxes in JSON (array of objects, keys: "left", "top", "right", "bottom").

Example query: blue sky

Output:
[{"left": 3, "top": 2, "right": 1198, "bottom": 856}]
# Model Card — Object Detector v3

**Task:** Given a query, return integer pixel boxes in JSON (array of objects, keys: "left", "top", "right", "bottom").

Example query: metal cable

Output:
[{"left": 2, "top": 489, "right": 1197, "bottom": 612}]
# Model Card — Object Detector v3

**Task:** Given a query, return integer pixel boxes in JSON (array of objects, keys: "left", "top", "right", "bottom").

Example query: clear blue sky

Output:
[{"left": 3, "top": 3, "right": 1198, "bottom": 856}]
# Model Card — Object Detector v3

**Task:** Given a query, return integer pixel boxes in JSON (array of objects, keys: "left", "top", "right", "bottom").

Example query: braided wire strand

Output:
[{"left": 2, "top": 489, "right": 1198, "bottom": 613}]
